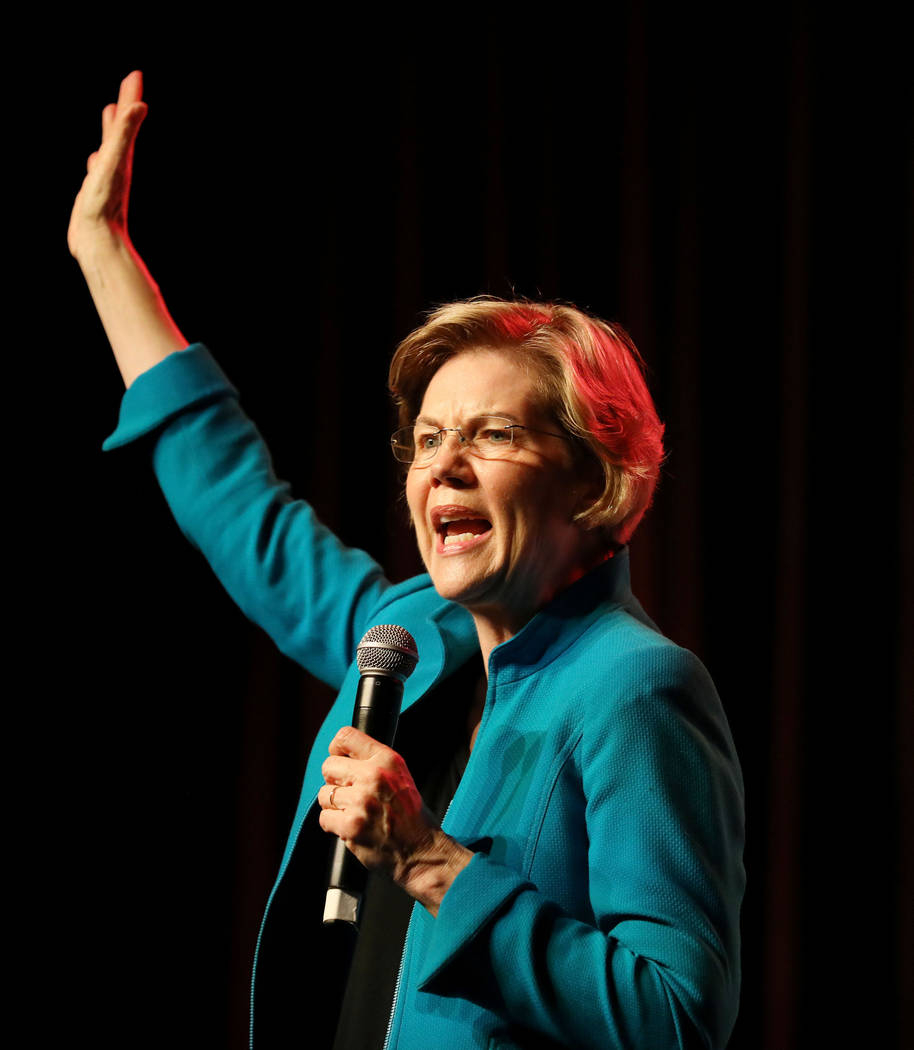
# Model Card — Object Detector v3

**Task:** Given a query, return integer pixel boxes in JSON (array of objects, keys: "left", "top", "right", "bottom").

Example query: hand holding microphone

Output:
[{"left": 320, "top": 625, "right": 419, "bottom": 926}]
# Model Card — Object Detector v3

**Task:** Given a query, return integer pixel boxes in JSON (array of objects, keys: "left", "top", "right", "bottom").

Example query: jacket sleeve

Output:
[
  {"left": 103, "top": 344, "right": 391, "bottom": 688},
  {"left": 416, "top": 644, "right": 744, "bottom": 1050}
]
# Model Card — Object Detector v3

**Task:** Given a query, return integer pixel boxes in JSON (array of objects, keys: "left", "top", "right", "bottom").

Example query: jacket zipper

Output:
[
  {"left": 382, "top": 914, "right": 410, "bottom": 1050},
  {"left": 383, "top": 668, "right": 494, "bottom": 1047}
]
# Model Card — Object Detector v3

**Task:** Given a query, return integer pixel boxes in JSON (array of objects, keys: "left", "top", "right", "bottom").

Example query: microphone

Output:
[{"left": 323, "top": 624, "right": 419, "bottom": 926}]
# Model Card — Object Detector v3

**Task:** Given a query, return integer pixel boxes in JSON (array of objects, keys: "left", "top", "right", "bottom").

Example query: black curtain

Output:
[{"left": 30, "top": 7, "right": 910, "bottom": 1047}]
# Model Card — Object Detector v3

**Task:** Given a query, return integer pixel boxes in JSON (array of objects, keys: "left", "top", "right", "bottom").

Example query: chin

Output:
[
  {"left": 428, "top": 573, "right": 483, "bottom": 606},
  {"left": 427, "top": 562, "right": 499, "bottom": 608}
]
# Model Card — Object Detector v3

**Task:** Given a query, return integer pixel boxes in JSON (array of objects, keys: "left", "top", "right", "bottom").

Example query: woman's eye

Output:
[
  {"left": 415, "top": 431, "right": 439, "bottom": 450},
  {"left": 479, "top": 427, "right": 510, "bottom": 444}
]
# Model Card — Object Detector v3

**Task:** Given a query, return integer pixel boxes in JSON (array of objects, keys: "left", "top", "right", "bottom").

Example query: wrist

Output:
[
  {"left": 72, "top": 222, "right": 130, "bottom": 270},
  {"left": 397, "top": 830, "right": 473, "bottom": 917},
  {"left": 73, "top": 225, "right": 186, "bottom": 387}
]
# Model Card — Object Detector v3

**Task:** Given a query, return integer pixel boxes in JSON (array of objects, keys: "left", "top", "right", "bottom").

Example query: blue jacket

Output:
[{"left": 106, "top": 345, "right": 745, "bottom": 1049}]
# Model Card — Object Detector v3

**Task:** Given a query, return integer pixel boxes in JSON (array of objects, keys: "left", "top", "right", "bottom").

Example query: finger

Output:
[
  {"left": 318, "top": 806, "right": 349, "bottom": 838},
  {"left": 328, "top": 725, "right": 388, "bottom": 759},
  {"left": 318, "top": 783, "right": 344, "bottom": 810},
  {"left": 96, "top": 99, "right": 147, "bottom": 174},
  {"left": 321, "top": 754, "right": 357, "bottom": 785},
  {"left": 116, "top": 69, "right": 144, "bottom": 110},
  {"left": 98, "top": 75, "right": 145, "bottom": 159},
  {"left": 318, "top": 793, "right": 367, "bottom": 838},
  {"left": 118, "top": 101, "right": 148, "bottom": 148},
  {"left": 101, "top": 102, "right": 116, "bottom": 140}
]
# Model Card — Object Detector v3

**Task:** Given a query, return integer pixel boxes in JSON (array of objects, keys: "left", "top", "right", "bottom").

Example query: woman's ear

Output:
[{"left": 572, "top": 455, "right": 607, "bottom": 520}]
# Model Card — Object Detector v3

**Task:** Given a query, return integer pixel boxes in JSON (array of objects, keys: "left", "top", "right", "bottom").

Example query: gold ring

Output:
[{"left": 329, "top": 785, "right": 340, "bottom": 810}]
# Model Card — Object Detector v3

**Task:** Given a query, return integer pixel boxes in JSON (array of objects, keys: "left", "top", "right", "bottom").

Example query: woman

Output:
[{"left": 71, "top": 73, "right": 744, "bottom": 1049}]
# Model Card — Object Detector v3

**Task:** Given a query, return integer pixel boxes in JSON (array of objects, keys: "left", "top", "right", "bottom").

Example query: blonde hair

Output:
[{"left": 389, "top": 297, "right": 665, "bottom": 546}]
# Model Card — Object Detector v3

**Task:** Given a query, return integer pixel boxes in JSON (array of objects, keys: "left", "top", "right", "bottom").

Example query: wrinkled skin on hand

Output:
[
  {"left": 319, "top": 726, "right": 438, "bottom": 883},
  {"left": 318, "top": 726, "right": 472, "bottom": 915}
]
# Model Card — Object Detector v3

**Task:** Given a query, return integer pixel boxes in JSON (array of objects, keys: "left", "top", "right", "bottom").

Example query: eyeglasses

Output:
[{"left": 390, "top": 415, "right": 568, "bottom": 465}]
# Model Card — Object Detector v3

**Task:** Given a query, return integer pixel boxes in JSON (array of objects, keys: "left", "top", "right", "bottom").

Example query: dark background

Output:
[{"left": 26, "top": 5, "right": 911, "bottom": 1047}]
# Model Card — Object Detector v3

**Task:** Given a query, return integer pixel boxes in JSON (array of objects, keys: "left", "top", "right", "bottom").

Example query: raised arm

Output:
[
  {"left": 69, "top": 71, "right": 186, "bottom": 386},
  {"left": 74, "top": 74, "right": 393, "bottom": 685}
]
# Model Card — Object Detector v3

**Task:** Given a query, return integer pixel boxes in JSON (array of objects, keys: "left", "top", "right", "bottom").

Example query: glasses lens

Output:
[
  {"left": 472, "top": 417, "right": 514, "bottom": 456},
  {"left": 391, "top": 428, "right": 416, "bottom": 463},
  {"left": 412, "top": 424, "right": 441, "bottom": 463},
  {"left": 391, "top": 418, "right": 518, "bottom": 463}
]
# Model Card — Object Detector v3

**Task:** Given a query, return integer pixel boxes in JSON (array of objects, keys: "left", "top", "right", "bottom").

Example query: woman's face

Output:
[{"left": 406, "top": 348, "right": 597, "bottom": 631}]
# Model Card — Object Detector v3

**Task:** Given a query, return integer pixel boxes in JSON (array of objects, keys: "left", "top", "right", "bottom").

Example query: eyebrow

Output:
[{"left": 414, "top": 412, "right": 523, "bottom": 426}]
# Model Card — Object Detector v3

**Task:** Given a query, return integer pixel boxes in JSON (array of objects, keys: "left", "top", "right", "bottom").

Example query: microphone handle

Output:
[
  {"left": 351, "top": 673, "right": 403, "bottom": 743},
  {"left": 323, "top": 673, "right": 403, "bottom": 926}
]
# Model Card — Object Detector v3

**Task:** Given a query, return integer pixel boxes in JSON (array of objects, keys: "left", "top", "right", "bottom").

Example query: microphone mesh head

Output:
[{"left": 356, "top": 624, "right": 419, "bottom": 679}]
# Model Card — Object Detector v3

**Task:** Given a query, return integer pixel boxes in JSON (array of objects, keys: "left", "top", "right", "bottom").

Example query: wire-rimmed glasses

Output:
[{"left": 390, "top": 416, "right": 567, "bottom": 466}]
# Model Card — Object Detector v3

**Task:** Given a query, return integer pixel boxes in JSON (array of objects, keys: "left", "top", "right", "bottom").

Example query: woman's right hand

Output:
[
  {"left": 69, "top": 71, "right": 187, "bottom": 387},
  {"left": 68, "top": 70, "right": 147, "bottom": 262}
]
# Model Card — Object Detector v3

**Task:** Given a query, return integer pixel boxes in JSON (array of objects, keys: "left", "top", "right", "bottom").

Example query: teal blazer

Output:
[{"left": 106, "top": 346, "right": 745, "bottom": 1049}]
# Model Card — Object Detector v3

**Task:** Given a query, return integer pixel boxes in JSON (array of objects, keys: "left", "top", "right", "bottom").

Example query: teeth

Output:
[{"left": 443, "top": 532, "right": 479, "bottom": 546}]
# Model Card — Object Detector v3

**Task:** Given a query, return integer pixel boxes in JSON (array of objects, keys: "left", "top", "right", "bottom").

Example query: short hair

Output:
[{"left": 388, "top": 297, "right": 665, "bottom": 547}]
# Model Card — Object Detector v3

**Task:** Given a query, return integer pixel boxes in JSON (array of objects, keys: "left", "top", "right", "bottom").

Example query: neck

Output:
[
  {"left": 470, "top": 611, "right": 526, "bottom": 675},
  {"left": 470, "top": 554, "right": 609, "bottom": 672}
]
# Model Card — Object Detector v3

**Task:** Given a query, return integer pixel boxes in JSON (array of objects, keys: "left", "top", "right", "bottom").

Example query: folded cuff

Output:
[
  {"left": 417, "top": 852, "right": 531, "bottom": 990},
  {"left": 102, "top": 343, "right": 237, "bottom": 450}
]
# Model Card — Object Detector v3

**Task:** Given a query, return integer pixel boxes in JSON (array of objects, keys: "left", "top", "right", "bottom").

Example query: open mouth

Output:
[
  {"left": 440, "top": 518, "right": 492, "bottom": 547},
  {"left": 432, "top": 509, "right": 493, "bottom": 552}
]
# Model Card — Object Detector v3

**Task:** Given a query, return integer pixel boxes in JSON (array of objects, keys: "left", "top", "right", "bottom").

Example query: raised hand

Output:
[
  {"left": 68, "top": 71, "right": 147, "bottom": 260},
  {"left": 69, "top": 71, "right": 187, "bottom": 386}
]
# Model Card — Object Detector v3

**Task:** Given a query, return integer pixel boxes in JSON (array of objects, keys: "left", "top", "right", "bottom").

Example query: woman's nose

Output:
[{"left": 429, "top": 431, "right": 475, "bottom": 486}]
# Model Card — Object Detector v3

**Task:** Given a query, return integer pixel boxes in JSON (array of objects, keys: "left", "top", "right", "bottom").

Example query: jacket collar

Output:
[
  {"left": 487, "top": 547, "right": 635, "bottom": 681},
  {"left": 402, "top": 548, "right": 637, "bottom": 704}
]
